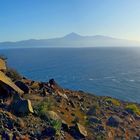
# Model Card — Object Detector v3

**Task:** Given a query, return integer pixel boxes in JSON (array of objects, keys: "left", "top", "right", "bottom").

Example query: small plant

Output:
[
  {"left": 105, "top": 98, "right": 120, "bottom": 106},
  {"left": 34, "top": 98, "right": 53, "bottom": 117},
  {"left": 50, "top": 119, "right": 62, "bottom": 136},
  {"left": 125, "top": 104, "right": 140, "bottom": 115}
]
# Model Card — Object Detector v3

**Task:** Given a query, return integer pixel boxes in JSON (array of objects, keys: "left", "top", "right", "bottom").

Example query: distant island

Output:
[{"left": 0, "top": 32, "right": 140, "bottom": 48}]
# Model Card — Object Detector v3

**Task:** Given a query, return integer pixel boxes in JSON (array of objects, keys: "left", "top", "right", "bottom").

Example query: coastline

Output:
[{"left": 0, "top": 58, "right": 140, "bottom": 139}]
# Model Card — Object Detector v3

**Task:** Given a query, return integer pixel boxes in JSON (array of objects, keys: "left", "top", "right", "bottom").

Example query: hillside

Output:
[
  {"left": 0, "top": 33, "right": 140, "bottom": 48},
  {"left": 0, "top": 58, "right": 140, "bottom": 139}
]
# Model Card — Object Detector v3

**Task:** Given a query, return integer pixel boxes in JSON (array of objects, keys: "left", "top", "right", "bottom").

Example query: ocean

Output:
[{"left": 1, "top": 47, "right": 140, "bottom": 103}]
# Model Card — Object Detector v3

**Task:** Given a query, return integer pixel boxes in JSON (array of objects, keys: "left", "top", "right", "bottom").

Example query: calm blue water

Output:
[{"left": 1, "top": 47, "right": 140, "bottom": 103}]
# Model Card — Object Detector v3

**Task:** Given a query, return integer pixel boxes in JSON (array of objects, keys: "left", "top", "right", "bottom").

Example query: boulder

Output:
[
  {"left": 76, "top": 123, "right": 87, "bottom": 137},
  {"left": 30, "top": 81, "right": 40, "bottom": 89},
  {"left": 0, "top": 71, "right": 24, "bottom": 95},
  {"left": 15, "top": 81, "right": 29, "bottom": 94},
  {"left": 49, "top": 79, "right": 56, "bottom": 86},
  {"left": 49, "top": 79, "right": 60, "bottom": 89},
  {"left": 42, "top": 127, "right": 56, "bottom": 137},
  {"left": 86, "top": 106, "right": 97, "bottom": 116},
  {"left": 69, "top": 123, "right": 87, "bottom": 139},
  {"left": 57, "top": 91, "right": 68, "bottom": 100},
  {"left": 62, "top": 120, "right": 69, "bottom": 132},
  {"left": 12, "top": 99, "right": 34, "bottom": 115},
  {"left": 107, "top": 115, "right": 123, "bottom": 127},
  {"left": 1, "top": 132, "right": 13, "bottom": 140},
  {"left": 47, "top": 111, "right": 61, "bottom": 121}
]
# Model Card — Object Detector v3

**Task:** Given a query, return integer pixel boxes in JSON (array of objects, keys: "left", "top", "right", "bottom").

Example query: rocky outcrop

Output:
[
  {"left": 15, "top": 80, "right": 29, "bottom": 94},
  {"left": 76, "top": 123, "right": 87, "bottom": 137},
  {"left": 0, "top": 71, "right": 24, "bottom": 95},
  {"left": 11, "top": 99, "right": 34, "bottom": 115}
]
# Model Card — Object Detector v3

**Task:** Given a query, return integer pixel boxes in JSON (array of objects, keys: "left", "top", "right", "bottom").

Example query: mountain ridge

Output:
[{"left": 0, "top": 33, "right": 140, "bottom": 48}]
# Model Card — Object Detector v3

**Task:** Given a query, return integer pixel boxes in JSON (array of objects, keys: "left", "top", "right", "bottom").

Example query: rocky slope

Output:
[{"left": 0, "top": 58, "right": 140, "bottom": 140}]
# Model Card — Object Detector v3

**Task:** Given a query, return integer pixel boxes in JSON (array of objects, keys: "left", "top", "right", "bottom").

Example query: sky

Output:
[{"left": 0, "top": 0, "right": 140, "bottom": 42}]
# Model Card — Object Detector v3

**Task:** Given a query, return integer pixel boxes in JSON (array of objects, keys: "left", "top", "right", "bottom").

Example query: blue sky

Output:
[{"left": 0, "top": 0, "right": 140, "bottom": 41}]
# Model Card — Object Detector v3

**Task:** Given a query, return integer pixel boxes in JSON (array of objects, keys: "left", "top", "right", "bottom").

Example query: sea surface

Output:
[{"left": 1, "top": 47, "right": 140, "bottom": 103}]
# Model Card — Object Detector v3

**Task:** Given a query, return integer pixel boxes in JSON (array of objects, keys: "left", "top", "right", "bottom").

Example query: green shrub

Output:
[
  {"left": 34, "top": 98, "right": 52, "bottom": 117},
  {"left": 125, "top": 104, "right": 140, "bottom": 115},
  {"left": 50, "top": 119, "right": 62, "bottom": 136},
  {"left": 105, "top": 98, "right": 120, "bottom": 106},
  {"left": 6, "top": 67, "right": 22, "bottom": 81}
]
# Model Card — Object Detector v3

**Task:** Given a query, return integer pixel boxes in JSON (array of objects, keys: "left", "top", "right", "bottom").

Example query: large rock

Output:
[
  {"left": 86, "top": 106, "right": 97, "bottom": 116},
  {"left": 42, "top": 127, "right": 56, "bottom": 137},
  {"left": 0, "top": 71, "right": 24, "bottom": 95},
  {"left": 76, "top": 123, "right": 87, "bottom": 137},
  {"left": 12, "top": 99, "right": 34, "bottom": 115},
  {"left": 107, "top": 115, "right": 123, "bottom": 127},
  {"left": 1, "top": 132, "right": 14, "bottom": 140},
  {"left": 15, "top": 81, "right": 29, "bottom": 94},
  {"left": 70, "top": 123, "right": 87, "bottom": 139}
]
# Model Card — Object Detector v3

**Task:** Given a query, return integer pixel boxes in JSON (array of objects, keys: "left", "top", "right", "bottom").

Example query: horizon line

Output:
[{"left": 1, "top": 32, "right": 140, "bottom": 43}]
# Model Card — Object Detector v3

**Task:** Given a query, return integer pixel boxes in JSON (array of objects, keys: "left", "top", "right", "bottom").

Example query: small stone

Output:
[
  {"left": 94, "top": 125, "right": 105, "bottom": 133},
  {"left": 88, "top": 116, "right": 102, "bottom": 124}
]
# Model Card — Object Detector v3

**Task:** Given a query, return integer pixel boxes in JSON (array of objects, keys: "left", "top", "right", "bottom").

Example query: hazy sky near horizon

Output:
[{"left": 0, "top": 0, "right": 140, "bottom": 42}]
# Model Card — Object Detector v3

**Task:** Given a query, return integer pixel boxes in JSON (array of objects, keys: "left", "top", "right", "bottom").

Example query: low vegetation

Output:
[
  {"left": 125, "top": 104, "right": 140, "bottom": 115},
  {"left": 105, "top": 98, "right": 120, "bottom": 106},
  {"left": 50, "top": 119, "right": 62, "bottom": 136},
  {"left": 34, "top": 98, "right": 53, "bottom": 117}
]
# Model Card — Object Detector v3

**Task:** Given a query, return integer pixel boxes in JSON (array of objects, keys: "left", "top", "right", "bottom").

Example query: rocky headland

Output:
[{"left": 0, "top": 57, "right": 140, "bottom": 140}]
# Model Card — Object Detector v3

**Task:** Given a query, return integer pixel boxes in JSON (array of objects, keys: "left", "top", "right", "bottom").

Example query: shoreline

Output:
[{"left": 0, "top": 58, "right": 140, "bottom": 139}]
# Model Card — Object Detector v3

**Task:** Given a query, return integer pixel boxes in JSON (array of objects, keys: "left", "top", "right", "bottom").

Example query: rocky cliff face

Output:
[{"left": 0, "top": 59, "right": 140, "bottom": 140}]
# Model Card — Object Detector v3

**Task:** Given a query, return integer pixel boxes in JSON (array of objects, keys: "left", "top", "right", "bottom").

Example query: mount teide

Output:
[{"left": 0, "top": 33, "right": 140, "bottom": 48}]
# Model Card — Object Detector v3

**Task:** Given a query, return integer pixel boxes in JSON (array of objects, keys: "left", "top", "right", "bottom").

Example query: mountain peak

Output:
[{"left": 63, "top": 32, "right": 82, "bottom": 39}]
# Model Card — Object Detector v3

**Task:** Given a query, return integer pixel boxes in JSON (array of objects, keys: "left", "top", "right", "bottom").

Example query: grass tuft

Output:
[{"left": 125, "top": 104, "right": 140, "bottom": 115}]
